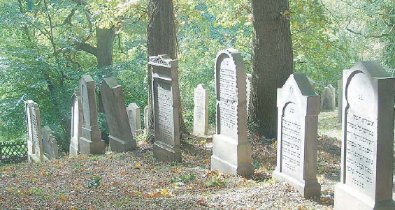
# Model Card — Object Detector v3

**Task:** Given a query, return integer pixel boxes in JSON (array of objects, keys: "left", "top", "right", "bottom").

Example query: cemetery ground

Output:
[{"left": 0, "top": 110, "right": 391, "bottom": 209}]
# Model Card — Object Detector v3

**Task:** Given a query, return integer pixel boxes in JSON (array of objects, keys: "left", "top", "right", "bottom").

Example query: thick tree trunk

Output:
[
  {"left": 147, "top": 0, "right": 186, "bottom": 139},
  {"left": 250, "top": 0, "right": 293, "bottom": 139},
  {"left": 96, "top": 27, "right": 115, "bottom": 68}
]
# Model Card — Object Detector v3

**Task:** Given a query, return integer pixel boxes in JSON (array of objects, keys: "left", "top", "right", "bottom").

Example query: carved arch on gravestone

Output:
[{"left": 214, "top": 49, "right": 247, "bottom": 135}]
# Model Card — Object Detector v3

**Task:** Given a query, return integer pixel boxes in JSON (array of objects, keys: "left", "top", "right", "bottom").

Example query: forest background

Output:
[{"left": 0, "top": 0, "right": 393, "bottom": 152}]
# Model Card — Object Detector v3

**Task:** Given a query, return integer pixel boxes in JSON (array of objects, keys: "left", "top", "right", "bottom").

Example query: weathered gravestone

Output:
[
  {"left": 42, "top": 126, "right": 59, "bottom": 159},
  {"left": 273, "top": 73, "right": 321, "bottom": 198},
  {"left": 334, "top": 61, "right": 395, "bottom": 210},
  {"left": 25, "top": 100, "right": 44, "bottom": 162},
  {"left": 338, "top": 79, "right": 343, "bottom": 123},
  {"left": 69, "top": 92, "right": 83, "bottom": 156},
  {"left": 211, "top": 49, "right": 253, "bottom": 177},
  {"left": 79, "top": 75, "right": 106, "bottom": 154},
  {"left": 193, "top": 84, "right": 208, "bottom": 137},
  {"left": 321, "top": 84, "right": 336, "bottom": 111},
  {"left": 144, "top": 105, "right": 150, "bottom": 134},
  {"left": 149, "top": 55, "right": 181, "bottom": 162},
  {"left": 100, "top": 77, "right": 136, "bottom": 152},
  {"left": 127, "top": 103, "right": 141, "bottom": 136}
]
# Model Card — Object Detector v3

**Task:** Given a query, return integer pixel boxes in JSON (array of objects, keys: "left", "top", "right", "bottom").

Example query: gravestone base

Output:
[
  {"left": 79, "top": 126, "right": 105, "bottom": 154},
  {"left": 69, "top": 138, "right": 78, "bottom": 156},
  {"left": 210, "top": 134, "right": 253, "bottom": 177},
  {"left": 335, "top": 184, "right": 395, "bottom": 210},
  {"left": 109, "top": 135, "right": 136, "bottom": 153},
  {"left": 273, "top": 170, "right": 321, "bottom": 198},
  {"left": 153, "top": 141, "right": 181, "bottom": 163}
]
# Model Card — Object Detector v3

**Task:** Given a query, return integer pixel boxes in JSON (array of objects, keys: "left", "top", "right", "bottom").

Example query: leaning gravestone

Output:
[
  {"left": 69, "top": 92, "right": 83, "bottom": 156},
  {"left": 321, "top": 84, "right": 336, "bottom": 111},
  {"left": 149, "top": 55, "right": 181, "bottom": 162},
  {"left": 79, "top": 75, "right": 105, "bottom": 154},
  {"left": 337, "top": 79, "right": 343, "bottom": 123},
  {"left": 127, "top": 103, "right": 141, "bottom": 136},
  {"left": 100, "top": 77, "right": 136, "bottom": 152},
  {"left": 211, "top": 49, "right": 253, "bottom": 177},
  {"left": 25, "top": 100, "right": 44, "bottom": 162},
  {"left": 334, "top": 61, "right": 395, "bottom": 210},
  {"left": 273, "top": 73, "right": 321, "bottom": 198},
  {"left": 193, "top": 84, "right": 208, "bottom": 137},
  {"left": 42, "top": 126, "right": 59, "bottom": 160}
]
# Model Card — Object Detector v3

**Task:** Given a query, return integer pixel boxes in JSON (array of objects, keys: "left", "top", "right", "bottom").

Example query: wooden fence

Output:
[{"left": 0, "top": 141, "right": 27, "bottom": 164}]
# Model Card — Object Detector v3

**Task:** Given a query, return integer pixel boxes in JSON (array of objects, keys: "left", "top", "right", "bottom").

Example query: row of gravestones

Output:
[
  {"left": 25, "top": 48, "right": 394, "bottom": 209},
  {"left": 25, "top": 101, "right": 59, "bottom": 162}
]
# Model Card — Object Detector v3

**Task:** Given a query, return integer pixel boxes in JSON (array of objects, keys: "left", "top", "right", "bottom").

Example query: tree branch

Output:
[{"left": 74, "top": 41, "right": 98, "bottom": 56}]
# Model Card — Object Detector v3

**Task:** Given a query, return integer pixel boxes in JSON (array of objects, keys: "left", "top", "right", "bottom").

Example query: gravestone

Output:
[
  {"left": 25, "top": 100, "right": 43, "bottom": 162},
  {"left": 321, "top": 84, "right": 336, "bottom": 111},
  {"left": 79, "top": 75, "right": 105, "bottom": 154},
  {"left": 193, "top": 84, "right": 208, "bottom": 137},
  {"left": 127, "top": 103, "right": 141, "bottom": 136},
  {"left": 42, "top": 126, "right": 59, "bottom": 159},
  {"left": 211, "top": 49, "right": 253, "bottom": 177},
  {"left": 246, "top": 73, "right": 252, "bottom": 113},
  {"left": 100, "top": 77, "right": 136, "bottom": 152},
  {"left": 149, "top": 55, "right": 181, "bottom": 162},
  {"left": 144, "top": 105, "right": 150, "bottom": 134},
  {"left": 273, "top": 73, "right": 321, "bottom": 198},
  {"left": 334, "top": 61, "right": 395, "bottom": 210},
  {"left": 69, "top": 92, "right": 83, "bottom": 156},
  {"left": 337, "top": 79, "right": 343, "bottom": 123}
]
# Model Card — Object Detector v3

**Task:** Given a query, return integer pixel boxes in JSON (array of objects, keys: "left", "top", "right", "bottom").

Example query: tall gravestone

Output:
[
  {"left": 144, "top": 105, "right": 150, "bottom": 134},
  {"left": 42, "top": 126, "right": 59, "bottom": 159},
  {"left": 69, "top": 92, "right": 83, "bottom": 156},
  {"left": 246, "top": 73, "right": 252, "bottom": 113},
  {"left": 79, "top": 75, "right": 105, "bottom": 154},
  {"left": 149, "top": 55, "right": 181, "bottom": 162},
  {"left": 25, "top": 100, "right": 43, "bottom": 162},
  {"left": 127, "top": 103, "right": 141, "bottom": 136},
  {"left": 211, "top": 49, "right": 253, "bottom": 177},
  {"left": 273, "top": 73, "right": 321, "bottom": 198},
  {"left": 337, "top": 79, "right": 343, "bottom": 123},
  {"left": 193, "top": 84, "right": 208, "bottom": 137},
  {"left": 321, "top": 84, "right": 336, "bottom": 111},
  {"left": 100, "top": 77, "right": 136, "bottom": 152},
  {"left": 334, "top": 61, "right": 395, "bottom": 210}
]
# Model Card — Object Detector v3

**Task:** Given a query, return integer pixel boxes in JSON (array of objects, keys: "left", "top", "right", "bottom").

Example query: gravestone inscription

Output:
[
  {"left": 211, "top": 49, "right": 253, "bottom": 177},
  {"left": 334, "top": 61, "right": 395, "bottom": 210},
  {"left": 149, "top": 55, "right": 181, "bottom": 162},
  {"left": 100, "top": 77, "right": 136, "bottom": 152},
  {"left": 273, "top": 73, "right": 321, "bottom": 198}
]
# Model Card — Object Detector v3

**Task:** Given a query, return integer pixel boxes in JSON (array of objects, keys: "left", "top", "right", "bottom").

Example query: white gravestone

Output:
[
  {"left": 211, "top": 48, "right": 253, "bottom": 177},
  {"left": 193, "top": 84, "right": 208, "bottom": 137},
  {"left": 273, "top": 73, "right": 321, "bottom": 198},
  {"left": 127, "top": 103, "right": 141, "bottom": 136},
  {"left": 25, "top": 100, "right": 43, "bottom": 162},
  {"left": 79, "top": 75, "right": 105, "bottom": 154},
  {"left": 149, "top": 55, "right": 182, "bottom": 162},
  {"left": 69, "top": 92, "right": 83, "bottom": 156},
  {"left": 144, "top": 105, "right": 150, "bottom": 134},
  {"left": 334, "top": 61, "right": 395, "bottom": 210},
  {"left": 100, "top": 77, "right": 136, "bottom": 152}
]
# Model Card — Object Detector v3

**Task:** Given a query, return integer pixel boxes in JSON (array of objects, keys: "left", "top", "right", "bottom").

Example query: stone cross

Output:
[
  {"left": 25, "top": 100, "right": 43, "bottom": 162},
  {"left": 69, "top": 91, "right": 82, "bottom": 156},
  {"left": 321, "top": 84, "right": 336, "bottom": 111},
  {"left": 127, "top": 103, "right": 141, "bottom": 136},
  {"left": 100, "top": 77, "right": 136, "bottom": 152},
  {"left": 42, "top": 126, "right": 59, "bottom": 159},
  {"left": 273, "top": 73, "right": 321, "bottom": 198},
  {"left": 193, "top": 84, "right": 208, "bottom": 137},
  {"left": 79, "top": 75, "right": 105, "bottom": 154},
  {"left": 334, "top": 61, "right": 395, "bottom": 210},
  {"left": 149, "top": 55, "right": 181, "bottom": 162},
  {"left": 211, "top": 48, "right": 253, "bottom": 177}
]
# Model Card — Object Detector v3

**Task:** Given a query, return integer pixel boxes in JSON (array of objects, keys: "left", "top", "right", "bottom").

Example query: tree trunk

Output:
[
  {"left": 147, "top": 0, "right": 186, "bottom": 139},
  {"left": 250, "top": 0, "right": 293, "bottom": 139},
  {"left": 96, "top": 27, "right": 115, "bottom": 68}
]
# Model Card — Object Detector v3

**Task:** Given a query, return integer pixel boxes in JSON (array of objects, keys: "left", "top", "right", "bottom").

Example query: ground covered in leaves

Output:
[{"left": 0, "top": 110, "right": 377, "bottom": 209}]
